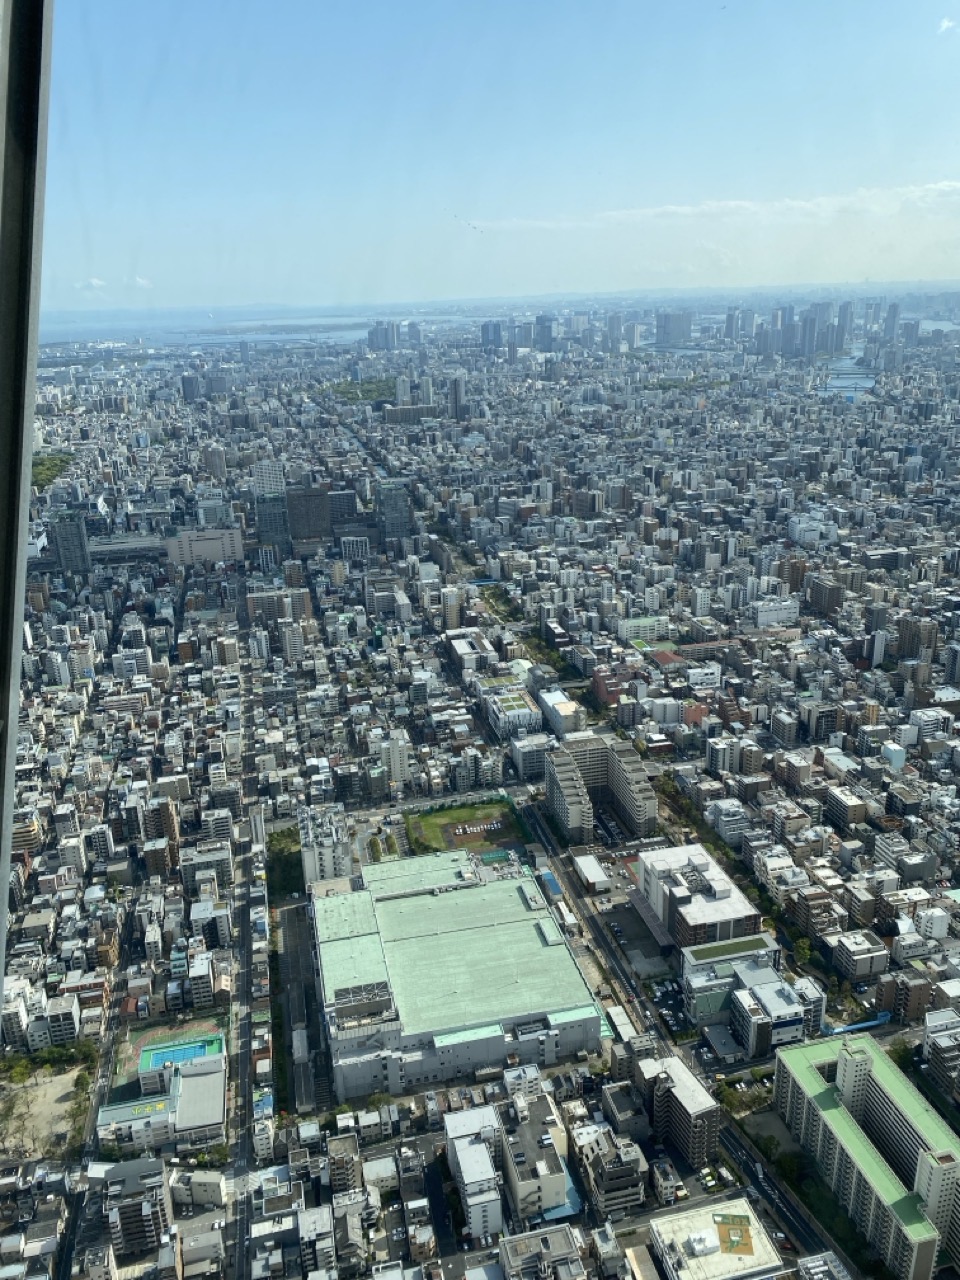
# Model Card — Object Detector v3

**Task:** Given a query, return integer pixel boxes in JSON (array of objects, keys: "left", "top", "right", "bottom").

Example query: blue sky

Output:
[{"left": 41, "top": 0, "right": 960, "bottom": 311}]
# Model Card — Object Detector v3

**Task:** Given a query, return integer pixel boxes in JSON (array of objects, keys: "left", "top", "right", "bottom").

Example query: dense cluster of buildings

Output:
[{"left": 10, "top": 289, "right": 960, "bottom": 1280}]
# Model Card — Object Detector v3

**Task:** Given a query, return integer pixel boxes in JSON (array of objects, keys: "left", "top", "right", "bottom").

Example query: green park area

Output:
[
  {"left": 266, "top": 826, "right": 306, "bottom": 899},
  {"left": 326, "top": 379, "right": 397, "bottom": 403},
  {"left": 32, "top": 453, "right": 72, "bottom": 490},
  {"left": 405, "top": 800, "right": 526, "bottom": 856}
]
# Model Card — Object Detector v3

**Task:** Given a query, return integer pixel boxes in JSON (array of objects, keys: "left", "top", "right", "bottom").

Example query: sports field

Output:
[
  {"left": 405, "top": 801, "right": 524, "bottom": 855},
  {"left": 139, "top": 1033, "right": 224, "bottom": 1075},
  {"left": 117, "top": 1018, "right": 226, "bottom": 1087}
]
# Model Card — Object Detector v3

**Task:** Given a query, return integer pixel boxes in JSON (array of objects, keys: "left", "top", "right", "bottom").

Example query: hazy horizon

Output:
[{"left": 42, "top": 1, "right": 960, "bottom": 313}]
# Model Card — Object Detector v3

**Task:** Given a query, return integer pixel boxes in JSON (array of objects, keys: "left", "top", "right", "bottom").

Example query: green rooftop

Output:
[
  {"left": 363, "top": 850, "right": 470, "bottom": 898},
  {"left": 779, "top": 1036, "right": 953, "bottom": 1244},
  {"left": 687, "top": 935, "right": 773, "bottom": 962},
  {"left": 313, "top": 857, "right": 600, "bottom": 1039}
]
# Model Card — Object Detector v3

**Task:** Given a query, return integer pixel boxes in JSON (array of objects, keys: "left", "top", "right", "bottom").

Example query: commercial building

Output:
[
  {"left": 830, "top": 930, "right": 889, "bottom": 982},
  {"left": 102, "top": 1159, "right": 173, "bottom": 1257},
  {"left": 310, "top": 852, "right": 602, "bottom": 1100},
  {"left": 649, "top": 1198, "right": 783, "bottom": 1280},
  {"left": 573, "top": 1123, "right": 647, "bottom": 1220},
  {"left": 500, "top": 1225, "right": 586, "bottom": 1280},
  {"left": 574, "top": 855, "right": 612, "bottom": 894},
  {"left": 298, "top": 803, "right": 352, "bottom": 883},
  {"left": 632, "top": 844, "right": 761, "bottom": 949},
  {"left": 50, "top": 512, "right": 92, "bottom": 573},
  {"left": 775, "top": 1036, "right": 960, "bottom": 1280},
  {"left": 499, "top": 1092, "right": 570, "bottom": 1226},
  {"left": 444, "top": 1107, "right": 504, "bottom": 1239},
  {"left": 165, "top": 527, "right": 244, "bottom": 567},
  {"left": 487, "top": 690, "right": 543, "bottom": 741}
]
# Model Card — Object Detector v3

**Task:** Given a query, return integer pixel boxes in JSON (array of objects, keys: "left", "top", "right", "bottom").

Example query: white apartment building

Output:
[{"left": 776, "top": 1036, "right": 955, "bottom": 1280}]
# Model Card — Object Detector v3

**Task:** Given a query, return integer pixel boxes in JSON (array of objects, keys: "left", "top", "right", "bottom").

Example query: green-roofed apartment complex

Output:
[
  {"left": 775, "top": 1035, "right": 960, "bottom": 1280},
  {"left": 311, "top": 851, "right": 602, "bottom": 1101}
]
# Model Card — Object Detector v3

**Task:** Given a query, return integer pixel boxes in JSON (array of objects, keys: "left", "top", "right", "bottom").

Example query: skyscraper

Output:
[
  {"left": 724, "top": 308, "right": 739, "bottom": 340},
  {"left": 449, "top": 373, "right": 467, "bottom": 421},
  {"left": 50, "top": 513, "right": 91, "bottom": 573},
  {"left": 480, "top": 321, "right": 503, "bottom": 349},
  {"left": 837, "top": 300, "right": 854, "bottom": 349},
  {"left": 655, "top": 310, "right": 693, "bottom": 346},
  {"left": 884, "top": 302, "right": 901, "bottom": 342},
  {"left": 251, "top": 459, "right": 285, "bottom": 496},
  {"left": 377, "top": 481, "right": 413, "bottom": 542},
  {"left": 256, "top": 492, "right": 292, "bottom": 558},
  {"left": 800, "top": 313, "right": 818, "bottom": 358}
]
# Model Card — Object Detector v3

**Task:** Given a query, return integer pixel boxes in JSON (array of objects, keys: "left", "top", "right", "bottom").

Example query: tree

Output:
[
  {"left": 794, "top": 938, "right": 811, "bottom": 966},
  {"left": 888, "top": 1037, "right": 913, "bottom": 1072}
]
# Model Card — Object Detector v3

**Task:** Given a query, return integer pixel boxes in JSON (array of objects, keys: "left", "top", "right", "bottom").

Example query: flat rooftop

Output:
[
  {"left": 313, "top": 853, "right": 599, "bottom": 1039},
  {"left": 650, "top": 1199, "right": 782, "bottom": 1280},
  {"left": 778, "top": 1037, "right": 948, "bottom": 1243}
]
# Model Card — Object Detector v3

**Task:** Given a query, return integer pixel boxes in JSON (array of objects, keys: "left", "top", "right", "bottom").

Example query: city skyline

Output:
[{"left": 42, "top": 0, "right": 960, "bottom": 311}]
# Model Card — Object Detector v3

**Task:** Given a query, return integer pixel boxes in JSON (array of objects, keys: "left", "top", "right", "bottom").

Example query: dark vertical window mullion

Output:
[{"left": 0, "top": 0, "right": 53, "bottom": 1000}]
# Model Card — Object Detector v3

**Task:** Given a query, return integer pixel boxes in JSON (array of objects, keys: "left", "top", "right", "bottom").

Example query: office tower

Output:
[
  {"left": 779, "top": 303, "right": 795, "bottom": 328},
  {"left": 367, "top": 320, "right": 398, "bottom": 351},
  {"left": 251, "top": 459, "right": 285, "bottom": 495},
  {"left": 864, "top": 601, "right": 888, "bottom": 634},
  {"left": 655, "top": 310, "right": 693, "bottom": 346},
  {"left": 534, "top": 314, "right": 558, "bottom": 352},
  {"left": 606, "top": 312, "right": 624, "bottom": 347},
  {"left": 884, "top": 302, "right": 901, "bottom": 342},
  {"left": 481, "top": 320, "right": 503, "bottom": 349},
  {"left": 780, "top": 321, "right": 799, "bottom": 358},
  {"left": 724, "top": 308, "right": 739, "bottom": 340},
  {"left": 440, "top": 585, "right": 462, "bottom": 631},
  {"left": 419, "top": 375, "right": 433, "bottom": 406},
  {"left": 449, "top": 372, "right": 468, "bottom": 421},
  {"left": 50, "top": 513, "right": 91, "bottom": 573},
  {"left": 377, "top": 481, "right": 413, "bottom": 541},
  {"left": 180, "top": 373, "right": 200, "bottom": 403},
  {"left": 902, "top": 319, "right": 921, "bottom": 347},
  {"left": 406, "top": 320, "right": 421, "bottom": 346},
  {"left": 800, "top": 313, "right": 818, "bottom": 358},
  {"left": 944, "top": 641, "right": 960, "bottom": 685},
  {"left": 287, "top": 486, "right": 331, "bottom": 541},
  {"left": 837, "top": 300, "right": 854, "bottom": 348},
  {"left": 239, "top": 339, "right": 250, "bottom": 364},
  {"left": 202, "top": 442, "right": 227, "bottom": 481},
  {"left": 256, "top": 492, "right": 292, "bottom": 558},
  {"left": 739, "top": 309, "right": 756, "bottom": 338},
  {"left": 395, "top": 375, "right": 411, "bottom": 405},
  {"left": 328, "top": 489, "right": 359, "bottom": 523}
]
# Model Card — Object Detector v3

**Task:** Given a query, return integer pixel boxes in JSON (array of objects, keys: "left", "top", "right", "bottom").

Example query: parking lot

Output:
[
  {"left": 649, "top": 976, "right": 695, "bottom": 1039},
  {"left": 603, "top": 898, "right": 669, "bottom": 979}
]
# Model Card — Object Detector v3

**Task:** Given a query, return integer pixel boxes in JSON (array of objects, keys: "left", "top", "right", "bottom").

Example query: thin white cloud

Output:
[
  {"left": 133, "top": 275, "right": 153, "bottom": 289},
  {"left": 939, "top": 16, "right": 955, "bottom": 33},
  {"left": 475, "top": 181, "right": 960, "bottom": 233},
  {"left": 73, "top": 277, "right": 106, "bottom": 291}
]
